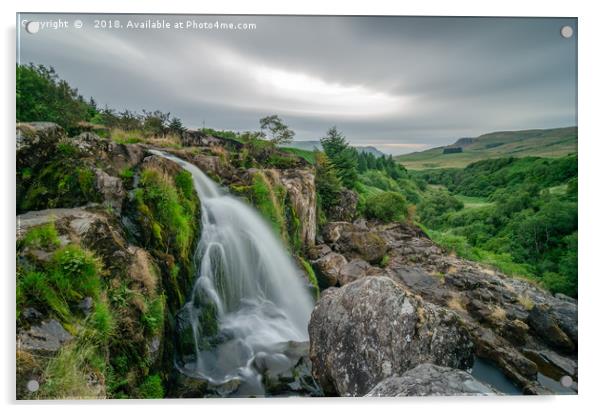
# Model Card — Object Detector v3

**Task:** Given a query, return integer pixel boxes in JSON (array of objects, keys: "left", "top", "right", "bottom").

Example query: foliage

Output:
[
  {"left": 259, "top": 114, "right": 295, "bottom": 144},
  {"left": 416, "top": 156, "right": 578, "bottom": 296},
  {"left": 17, "top": 64, "right": 96, "bottom": 134},
  {"left": 315, "top": 151, "right": 343, "bottom": 220},
  {"left": 18, "top": 222, "right": 60, "bottom": 250},
  {"left": 320, "top": 127, "right": 358, "bottom": 188},
  {"left": 365, "top": 191, "right": 408, "bottom": 223},
  {"left": 138, "top": 375, "right": 165, "bottom": 399}
]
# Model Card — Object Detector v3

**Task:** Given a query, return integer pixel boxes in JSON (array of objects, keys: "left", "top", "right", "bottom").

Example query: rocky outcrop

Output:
[
  {"left": 181, "top": 130, "right": 243, "bottom": 150},
  {"left": 322, "top": 221, "right": 387, "bottom": 264},
  {"left": 366, "top": 363, "right": 499, "bottom": 396},
  {"left": 260, "top": 169, "right": 316, "bottom": 250},
  {"left": 17, "top": 123, "right": 145, "bottom": 214},
  {"left": 309, "top": 276, "right": 474, "bottom": 396},
  {"left": 309, "top": 219, "right": 577, "bottom": 395},
  {"left": 370, "top": 222, "right": 578, "bottom": 394},
  {"left": 17, "top": 122, "right": 64, "bottom": 169}
]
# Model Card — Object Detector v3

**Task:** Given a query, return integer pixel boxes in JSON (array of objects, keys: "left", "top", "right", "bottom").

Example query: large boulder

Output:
[
  {"left": 309, "top": 276, "right": 474, "bottom": 396},
  {"left": 366, "top": 363, "right": 499, "bottom": 396}
]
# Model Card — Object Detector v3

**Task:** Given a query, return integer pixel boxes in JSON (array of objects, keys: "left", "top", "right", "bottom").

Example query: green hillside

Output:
[{"left": 396, "top": 127, "right": 577, "bottom": 170}]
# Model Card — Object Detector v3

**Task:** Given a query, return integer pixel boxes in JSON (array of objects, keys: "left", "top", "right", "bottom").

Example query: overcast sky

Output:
[{"left": 18, "top": 14, "right": 577, "bottom": 154}]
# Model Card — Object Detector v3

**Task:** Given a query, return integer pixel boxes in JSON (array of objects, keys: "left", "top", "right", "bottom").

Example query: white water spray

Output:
[{"left": 150, "top": 150, "right": 314, "bottom": 395}]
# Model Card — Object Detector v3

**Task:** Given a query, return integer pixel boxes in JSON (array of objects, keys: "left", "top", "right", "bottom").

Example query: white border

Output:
[{"left": 2, "top": 1, "right": 600, "bottom": 413}]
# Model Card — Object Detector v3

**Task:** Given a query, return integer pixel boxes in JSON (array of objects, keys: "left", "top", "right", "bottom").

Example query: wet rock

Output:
[
  {"left": 309, "top": 276, "right": 474, "bottom": 396},
  {"left": 527, "top": 304, "right": 575, "bottom": 353},
  {"left": 18, "top": 319, "right": 72, "bottom": 356},
  {"left": 366, "top": 363, "right": 499, "bottom": 396},
  {"left": 471, "top": 326, "right": 538, "bottom": 389},
  {"left": 311, "top": 252, "right": 347, "bottom": 287},
  {"left": 523, "top": 348, "right": 577, "bottom": 381}
]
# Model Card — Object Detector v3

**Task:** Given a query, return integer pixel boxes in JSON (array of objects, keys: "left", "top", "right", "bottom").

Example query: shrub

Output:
[{"left": 365, "top": 191, "right": 408, "bottom": 223}]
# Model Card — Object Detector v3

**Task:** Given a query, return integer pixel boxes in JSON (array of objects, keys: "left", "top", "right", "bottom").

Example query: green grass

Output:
[
  {"left": 396, "top": 126, "right": 577, "bottom": 170},
  {"left": 18, "top": 222, "right": 60, "bottom": 249},
  {"left": 280, "top": 147, "right": 316, "bottom": 164},
  {"left": 454, "top": 194, "right": 493, "bottom": 209}
]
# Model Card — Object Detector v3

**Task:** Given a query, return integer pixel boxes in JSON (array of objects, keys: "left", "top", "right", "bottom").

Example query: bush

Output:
[{"left": 365, "top": 191, "right": 408, "bottom": 223}]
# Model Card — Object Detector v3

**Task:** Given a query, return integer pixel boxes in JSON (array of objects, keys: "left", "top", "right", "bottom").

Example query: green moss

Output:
[
  {"left": 138, "top": 374, "right": 164, "bottom": 399},
  {"left": 246, "top": 172, "right": 287, "bottom": 241},
  {"left": 136, "top": 167, "right": 198, "bottom": 260},
  {"left": 18, "top": 222, "right": 60, "bottom": 250},
  {"left": 299, "top": 257, "right": 319, "bottom": 299}
]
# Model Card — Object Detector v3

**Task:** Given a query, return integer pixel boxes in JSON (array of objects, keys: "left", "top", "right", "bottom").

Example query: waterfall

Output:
[{"left": 149, "top": 150, "right": 314, "bottom": 395}]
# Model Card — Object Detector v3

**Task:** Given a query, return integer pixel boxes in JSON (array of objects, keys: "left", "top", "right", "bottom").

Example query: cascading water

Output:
[{"left": 149, "top": 150, "right": 315, "bottom": 396}]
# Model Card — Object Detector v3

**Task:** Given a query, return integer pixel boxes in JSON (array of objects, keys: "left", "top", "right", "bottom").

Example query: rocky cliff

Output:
[{"left": 307, "top": 220, "right": 578, "bottom": 395}]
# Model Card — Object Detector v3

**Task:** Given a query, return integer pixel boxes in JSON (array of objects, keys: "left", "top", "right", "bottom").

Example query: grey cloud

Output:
[{"left": 18, "top": 14, "right": 576, "bottom": 154}]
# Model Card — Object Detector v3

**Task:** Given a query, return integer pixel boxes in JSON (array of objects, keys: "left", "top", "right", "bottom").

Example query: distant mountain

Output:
[
  {"left": 283, "top": 141, "right": 386, "bottom": 157},
  {"left": 395, "top": 127, "right": 577, "bottom": 170}
]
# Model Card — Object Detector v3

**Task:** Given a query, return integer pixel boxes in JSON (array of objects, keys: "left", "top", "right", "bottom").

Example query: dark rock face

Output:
[
  {"left": 309, "top": 276, "right": 474, "bottom": 396},
  {"left": 366, "top": 363, "right": 499, "bottom": 396},
  {"left": 17, "top": 319, "right": 72, "bottom": 356},
  {"left": 527, "top": 304, "right": 575, "bottom": 353}
]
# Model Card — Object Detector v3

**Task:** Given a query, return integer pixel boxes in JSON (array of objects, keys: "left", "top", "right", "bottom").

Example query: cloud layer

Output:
[{"left": 18, "top": 14, "right": 577, "bottom": 154}]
